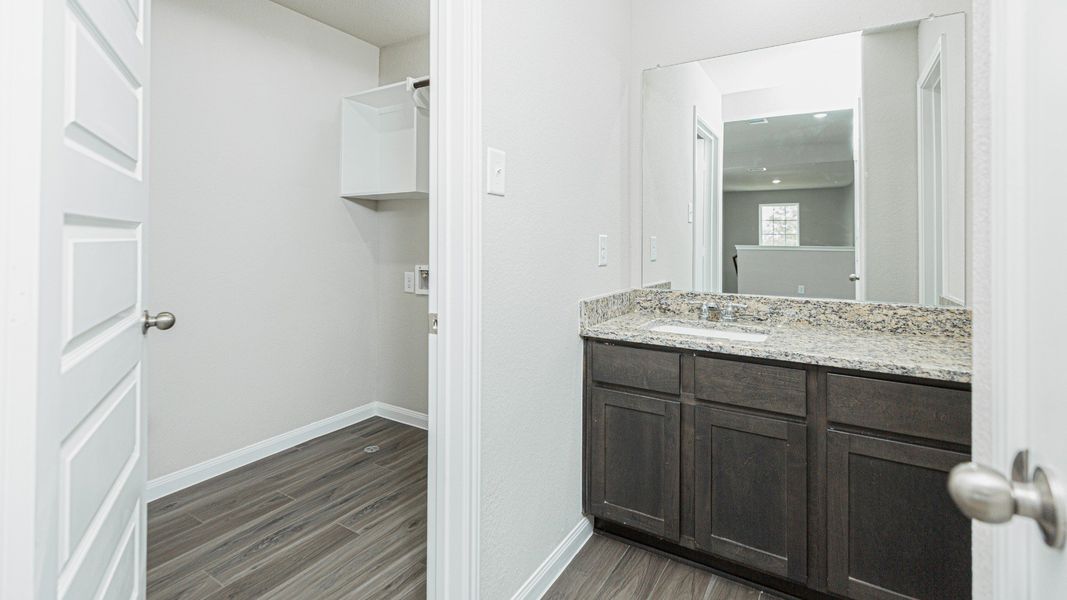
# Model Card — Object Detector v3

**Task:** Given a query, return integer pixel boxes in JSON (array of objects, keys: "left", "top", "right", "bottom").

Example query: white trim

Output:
[
  {"left": 375, "top": 402, "right": 430, "bottom": 430},
  {"left": 989, "top": 0, "right": 1032, "bottom": 597},
  {"left": 0, "top": 0, "right": 45, "bottom": 596},
  {"left": 428, "top": 0, "right": 483, "bottom": 597},
  {"left": 852, "top": 97, "right": 866, "bottom": 301},
  {"left": 735, "top": 245, "right": 854, "bottom": 252},
  {"left": 144, "top": 403, "right": 428, "bottom": 502},
  {"left": 917, "top": 35, "right": 947, "bottom": 307},
  {"left": 509, "top": 517, "right": 593, "bottom": 600},
  {"left": 693, "top": 111, "right": 721, "bottom": 294}
]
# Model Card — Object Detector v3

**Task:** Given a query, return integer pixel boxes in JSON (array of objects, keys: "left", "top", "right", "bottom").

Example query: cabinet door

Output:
[
  {"left": 693, "top": 407, "right": 807, "bottom": 582},
  {"left": 588, "top": 388, "right": 680, "bottom": 540},
  {"left": 827, "top": 431, "right": 971, "bottom": 600}
]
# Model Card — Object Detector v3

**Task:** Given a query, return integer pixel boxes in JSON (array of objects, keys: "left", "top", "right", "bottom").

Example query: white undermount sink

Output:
[{"left": 649, "top": 323, "right": 769, "bottom": 343}]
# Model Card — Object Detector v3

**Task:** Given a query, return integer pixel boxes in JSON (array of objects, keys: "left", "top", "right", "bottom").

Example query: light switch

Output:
[
  {"left": 650, "top": 236, "right": 658, "bottom": 262},
  {"left": 404, "top": 272, "right": 415, "bottom": 293},
  {"left": 688, "top": 202, "right": 694, "bottom": 223},
  {"left": 598, "top": 235, "right": 608, "bottom": 267},
  {"left": 487, "top": 147, "right": 506, "bottom": 196}
]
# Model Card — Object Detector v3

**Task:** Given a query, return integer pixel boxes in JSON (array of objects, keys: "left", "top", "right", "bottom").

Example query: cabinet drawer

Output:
[
  {"left": 694, "top": 357, "right": 806, "bottom": 417},
  {"left": 826, "top": 374, "right": 970, "bottom": 446},
  {"left": 591, "top": 343, "right": 680, "bottom": 394}
]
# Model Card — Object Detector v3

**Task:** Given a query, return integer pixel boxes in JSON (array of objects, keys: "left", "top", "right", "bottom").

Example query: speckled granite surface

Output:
[{"left": 579, "top": 289, "right": 972, "bottom": 383}]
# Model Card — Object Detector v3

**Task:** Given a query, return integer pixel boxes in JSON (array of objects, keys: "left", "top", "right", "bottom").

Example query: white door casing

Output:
[
  {"left": 35, "top": 0, "right": 151, "bottom": 598},
  {"left": 918, "top": 13, "right": 966, "bottom": 308},
  {"left": 693, "top": 114, "right": 720, "bottom": 294},
  {"left": 988, "top": 0, "right": 1067, "bottom": 597},
  {"left": 428, "top": 0, "right": 483, "bottom": 597}
]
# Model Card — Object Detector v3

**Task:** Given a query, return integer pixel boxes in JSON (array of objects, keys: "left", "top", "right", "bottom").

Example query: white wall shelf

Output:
[{"left": 340, "top": 77, "right": 429, "bottom": 202}]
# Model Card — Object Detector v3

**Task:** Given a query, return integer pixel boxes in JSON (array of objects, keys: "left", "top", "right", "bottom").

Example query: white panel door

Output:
[{"left": 37, "top": 0, "right": 152, "bottom": 597}]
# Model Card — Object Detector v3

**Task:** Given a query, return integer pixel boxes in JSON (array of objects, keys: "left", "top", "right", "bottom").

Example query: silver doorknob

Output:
[
  {"left": 948, "top": 450, "right": 1066, "bottom": 548},
  {"left": 848, "top": 273, "right": 860, "bottom": 282},
  {"left": 143, "top": 310, "right": 176, "bottom": 334}
]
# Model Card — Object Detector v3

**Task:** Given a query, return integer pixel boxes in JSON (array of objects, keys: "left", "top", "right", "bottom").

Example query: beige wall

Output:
[{"left": 148, "top": 0, "right": 381, "bottom": 478}]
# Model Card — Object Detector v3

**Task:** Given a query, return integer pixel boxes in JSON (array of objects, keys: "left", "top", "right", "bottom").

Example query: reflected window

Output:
[{"left": 759, "top": 203, "right": 799, "bottom": 246}]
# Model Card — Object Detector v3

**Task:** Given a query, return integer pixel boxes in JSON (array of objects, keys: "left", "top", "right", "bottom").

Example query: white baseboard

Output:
[
  {"left": 375, "top": 402, "right": 429, "bottom": 430},
  {"left": 510, "top": 517, "right": 593, "bottom": 600},
  {"left": 146, "top": 402, "right": 428, "bottom": 502}
]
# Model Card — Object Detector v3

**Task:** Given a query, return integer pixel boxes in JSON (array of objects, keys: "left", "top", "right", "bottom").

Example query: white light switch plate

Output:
[
  {"left": 487, "top": 147, "right": 506, "bottom": 196},
  {"left": 650, "top": 236, "right": 658, "bottom": 261},
  {"left": 597, "top": 235, "right": 608, "bottom": 267},
  {"left": 404, "top": 272, "right": 415, "bottom": 293}
]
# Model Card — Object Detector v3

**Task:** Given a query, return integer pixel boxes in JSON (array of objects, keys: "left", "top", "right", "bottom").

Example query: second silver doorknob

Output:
[{"left": 143, "top": 310, "right": 176, "bottom": 334}]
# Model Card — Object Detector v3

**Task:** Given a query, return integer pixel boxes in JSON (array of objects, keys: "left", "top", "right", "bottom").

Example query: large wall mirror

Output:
[{"left": 641, "top": 13, "right": 968, "bottom": 306}]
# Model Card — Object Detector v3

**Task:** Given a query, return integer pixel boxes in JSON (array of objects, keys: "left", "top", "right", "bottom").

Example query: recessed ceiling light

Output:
[
  {"left": 772, "top": 179, "right": 782, "bottom": 184},
  {"left": 813, "top": 113, "right": 828, "bottom": 119}
]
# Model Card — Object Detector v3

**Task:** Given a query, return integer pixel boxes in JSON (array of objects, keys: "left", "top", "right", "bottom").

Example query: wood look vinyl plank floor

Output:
[
  {"left": 546, "top": 534, "right": 781, "bottom": 600},
  {"left": 147, "top": 418, "right": 427, "bottom": 600}
]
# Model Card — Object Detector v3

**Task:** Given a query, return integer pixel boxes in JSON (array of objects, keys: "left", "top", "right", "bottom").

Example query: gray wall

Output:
[
  {"left": 862, "top": 25, "right": 920, "bottom": 303},
  {"left": 480, "top": 0, "right": 631, "bottom": 596},
  {"left": 722, "top": 186, "right": 854, "bottom": 292},
  {"left": 376, "top": 36, "right": 431, "bottom": 414},
  {"left": 148, "top": 0, "right": 381, "bottom": 479},
  {"left": 379, "top": 34, "right": 430, "bottom": 85}
]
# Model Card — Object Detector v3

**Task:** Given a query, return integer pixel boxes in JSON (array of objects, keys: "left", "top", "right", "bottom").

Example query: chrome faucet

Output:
[
  {"left": 719, "top": 302, "right": 747, "bottom": 322},
  {"left": 687, "top": 300, "right": 717, "bottom": 321}
]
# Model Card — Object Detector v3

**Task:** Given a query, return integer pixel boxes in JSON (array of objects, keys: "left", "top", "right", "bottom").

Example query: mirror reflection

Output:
[{"left": 642, "top": 14, "right": 967, "bottom": 306}]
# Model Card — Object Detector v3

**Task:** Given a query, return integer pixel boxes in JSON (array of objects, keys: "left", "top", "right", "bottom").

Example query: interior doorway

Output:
[{"left": 694, "top": 116, "right": 721, "bottom": 293}]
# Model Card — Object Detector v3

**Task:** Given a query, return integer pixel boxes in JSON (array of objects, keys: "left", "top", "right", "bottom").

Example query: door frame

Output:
[
  {"left": 428, "top": 0, "right": 484, "bottom": 597},
  {"left": 852, "top": 99, "right": 866, "bottom": 301},
  {"left": 692, "top": 112, "right": 721, "bottom": 293},
  {"left": 917, "top": 36, "right": 947, "bottom": 307},
  {"left": 0, "top": 0, "right": 46, "bottom": 596},
  {"left": 987, "top": 0, "right": 1037, "bottom": 597}
]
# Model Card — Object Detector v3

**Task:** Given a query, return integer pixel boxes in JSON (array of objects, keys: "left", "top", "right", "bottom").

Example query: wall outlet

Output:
[
  {"left": 415, "top": 265, "right": 430, "bottom": 295},
  {"left": 650, "top": 236, "right": 658, "bottom": 261},
  {"left": 797, "top": 284, "right": 806, "bottom": 295},
  {"left": 404, "top": 272, "right": 415, "bottom": 293},
  {"left": 597, "top": 235, "right": 608, "bottom": 267}
]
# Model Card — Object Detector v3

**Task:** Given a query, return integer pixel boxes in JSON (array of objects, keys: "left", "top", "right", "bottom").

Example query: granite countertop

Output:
[{"left": 579, "top": 289, "right": 973, "bottom": 384}]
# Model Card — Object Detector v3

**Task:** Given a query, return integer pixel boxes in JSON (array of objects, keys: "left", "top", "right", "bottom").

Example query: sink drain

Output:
[{"left": 363, "top": 445, "right": 380, "bottom": 454}]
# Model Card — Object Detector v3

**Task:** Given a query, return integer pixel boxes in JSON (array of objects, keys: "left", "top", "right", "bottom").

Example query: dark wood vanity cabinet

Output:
[
  {"left": 694, "top": 406, "right": 807, "bottom": 582},
  {"left": 826, "top": 431, "right": 971, "bottom": 600},
  {"left": 587, "top": 388, "right": 681, "bottom": 540},
  {"left": 583, "top": 340, "right": 973, "bottom": 600}
]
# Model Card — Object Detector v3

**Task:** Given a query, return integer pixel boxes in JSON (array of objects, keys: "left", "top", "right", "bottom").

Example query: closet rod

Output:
[{"left": 413, "top": 78, "right": 431, "bottom": 90}]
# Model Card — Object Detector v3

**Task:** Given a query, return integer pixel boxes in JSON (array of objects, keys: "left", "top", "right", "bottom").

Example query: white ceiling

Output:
[
  {"left": 723, "top": 110, "right": 854, "bottom": 192},
  {"left": 699, "top": 31, "right": 861, "bottom": 96},
  {"left": 269, "top": 0, "right": 429, "bottom": 48}
]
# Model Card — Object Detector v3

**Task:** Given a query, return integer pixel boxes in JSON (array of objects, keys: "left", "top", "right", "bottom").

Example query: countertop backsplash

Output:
[{"left": 581, "top": 288, "right": 971, "bottom": 339}]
